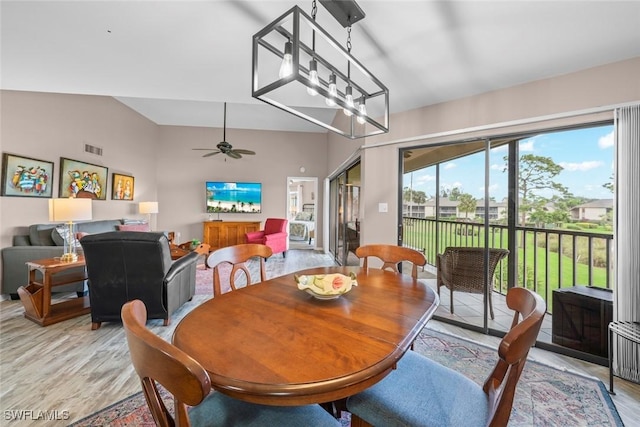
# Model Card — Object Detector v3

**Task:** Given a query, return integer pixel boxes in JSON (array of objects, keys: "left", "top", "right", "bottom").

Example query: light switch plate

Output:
[{"left": 378, "top": 203, "right": 388, "bottom": 213}]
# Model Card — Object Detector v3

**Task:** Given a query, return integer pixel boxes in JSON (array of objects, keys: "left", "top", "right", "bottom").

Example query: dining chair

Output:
[
  {"left": 347, "top": 287, "right": 546, "bottom": 427},
  {"left": 355, "top": 244, "right": 427, "bottom": 279},
  {"left": 437, "top": 246, "right": 509, "bottom": 319},
  {"left": 206, "top": 243, "right": 272, "bottom": 297},
  {"left": 121, "top": 300, "right": 341, "bottom": 427}
]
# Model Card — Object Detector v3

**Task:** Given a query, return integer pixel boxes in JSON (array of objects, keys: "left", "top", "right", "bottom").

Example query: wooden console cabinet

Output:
[{"left": 202, "top": 221, "right": 261, "bottom": 250}]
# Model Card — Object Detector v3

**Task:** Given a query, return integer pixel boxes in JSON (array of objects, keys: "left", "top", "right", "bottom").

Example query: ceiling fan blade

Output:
[
  {"left": 202, "top": 151, "right": 221, "bottom": 158},
  {"left": 227, "top": 151, "right": 242, "bottom": 159},
  {"left": 233, "top": 149, "right": 256, "bottom": 155}
]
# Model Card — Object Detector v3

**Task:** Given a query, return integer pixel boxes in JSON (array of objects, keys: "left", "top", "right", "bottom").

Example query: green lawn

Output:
[{"left": 403, "top": 220, "right": 612, "bottom": 312}]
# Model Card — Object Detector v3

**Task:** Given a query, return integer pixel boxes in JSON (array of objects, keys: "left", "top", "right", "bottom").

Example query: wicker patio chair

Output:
[{"left": 437, "top": 247, "right": 509, "bottom": 319}]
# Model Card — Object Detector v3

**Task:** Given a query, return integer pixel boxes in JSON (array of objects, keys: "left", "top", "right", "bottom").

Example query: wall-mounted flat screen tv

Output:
[{"left": 206, "top": 181, "right": 262, "bottom": 213}]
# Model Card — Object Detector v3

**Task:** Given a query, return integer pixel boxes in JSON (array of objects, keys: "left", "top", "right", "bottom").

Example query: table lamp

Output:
[
  {"left": 49, "top": 198, "right": 93, "bottom": 262},
  {"left": 139, "top": 201, "right": 158, "bottom": 230}
]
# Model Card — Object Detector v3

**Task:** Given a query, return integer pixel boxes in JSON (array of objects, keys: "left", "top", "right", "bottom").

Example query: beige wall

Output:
[
  {"left": 155, "top": 125, "right": 327, "bottom": 244},
  {"left": 342, "top": 57, "right": 640, "bottom": 246},
  {"left": 0, "top": 91, "right": 159, "bottom": 248},
  {"left": 0, "top": 90, "right": 328, "bottom": 291}
]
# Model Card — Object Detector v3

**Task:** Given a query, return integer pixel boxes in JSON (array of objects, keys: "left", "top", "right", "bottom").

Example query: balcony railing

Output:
[{"left": 402, "top": 217, "right": 614, "bottom": 312}]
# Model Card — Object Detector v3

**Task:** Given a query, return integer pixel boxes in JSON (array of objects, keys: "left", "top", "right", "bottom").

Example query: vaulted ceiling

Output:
[{"left": 2, "top": 1, "right": 639, "bottom": 134}]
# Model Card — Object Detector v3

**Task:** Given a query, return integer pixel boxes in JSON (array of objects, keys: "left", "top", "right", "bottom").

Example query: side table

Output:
[
  {"left": 171, "top": 242, "right": 211, "bottom": 267},
  {"left": 17, "top": 256, "right": 90, "bottom": 326}
]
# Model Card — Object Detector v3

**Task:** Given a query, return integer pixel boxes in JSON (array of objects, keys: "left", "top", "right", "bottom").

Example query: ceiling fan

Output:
[{"left": 193, "top": 102, "right": 256, "bottom": 159}]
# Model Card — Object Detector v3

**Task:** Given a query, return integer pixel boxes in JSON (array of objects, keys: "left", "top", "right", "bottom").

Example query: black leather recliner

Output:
[{"left": 80, "top": 231, "right": 198, "bottom": 330}]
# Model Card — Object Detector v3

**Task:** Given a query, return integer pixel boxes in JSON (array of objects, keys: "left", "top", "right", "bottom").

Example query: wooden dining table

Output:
[{"left": 172, "top": 266, "right": 439, "bottom": 406}]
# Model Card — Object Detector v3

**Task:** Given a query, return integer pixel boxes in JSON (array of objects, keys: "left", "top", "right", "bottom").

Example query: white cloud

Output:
[
  {"left": 519, "top": 139, "right": 535, "bottom": 152},
  {"left": 490, "top": 163, "right": 503, "bottom": 170},
  {"left": 559, "top": 160, "right": 603, "bottom": 171},
  {"left": 518, "top": 135, "right": 540, "bottom": 152},
  {"left": 598, "top": 130, "right": 614, "bottom": 149},
  {"left": 479, "top": 183, "right": 500, "bottom": 194},
  {"left": 452, "top": 182, "right": 463, "bottom": 189},
  {"left": 444, "top": 163, "right": 456, "bottom": 170},
  {"left": 415, "top": 174, "right": 435, "bottom": 184}
]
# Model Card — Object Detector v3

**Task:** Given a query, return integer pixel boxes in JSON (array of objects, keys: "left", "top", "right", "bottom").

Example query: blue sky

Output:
[{"left": 404, "top": 124, "right": 614, "bottom": 201}]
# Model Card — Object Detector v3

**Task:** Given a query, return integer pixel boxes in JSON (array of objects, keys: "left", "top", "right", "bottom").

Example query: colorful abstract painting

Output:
[
  {"left": 1, "top": 153, "right": 54, "bottom": 198},
  {"left": 59, "top": 157, "right": 108, "bottom": 200}
]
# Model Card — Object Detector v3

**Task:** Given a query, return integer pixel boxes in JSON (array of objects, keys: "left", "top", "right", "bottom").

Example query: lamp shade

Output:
[
  {"left": 139, "top": 201, "right": 159, "bottom": 214},
  {"left": 49, "top": 198, "right": 93, "bottom": 222}
]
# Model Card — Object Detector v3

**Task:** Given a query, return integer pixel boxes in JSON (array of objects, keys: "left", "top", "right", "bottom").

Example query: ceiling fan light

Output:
[
  {"left": 279, "top": 41, "right": 293, "bottom": 79},
  {"left": 325, "top": 73, "right": 337, "bottom": 106},
  {"left": 306, "top": 59, "right": 319, "bottom": 96}
]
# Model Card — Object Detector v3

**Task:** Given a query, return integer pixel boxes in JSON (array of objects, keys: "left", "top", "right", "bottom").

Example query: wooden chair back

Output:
[
  {"left": 355, "top": 244, "right": 426, "bottom": 279},
  {"left": 121, "top": 300, "right": 211, "bottom": 427},
  {"left": 484, "top": 287, "right": 546, "bottom": 426},
  {"left": 206, "top": 243, "right": 273, "bottom": 296}
]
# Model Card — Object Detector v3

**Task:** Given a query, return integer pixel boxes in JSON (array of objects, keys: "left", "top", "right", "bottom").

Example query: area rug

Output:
[{"left": 70, "top": 329, "right": 623, "bottom": 426}]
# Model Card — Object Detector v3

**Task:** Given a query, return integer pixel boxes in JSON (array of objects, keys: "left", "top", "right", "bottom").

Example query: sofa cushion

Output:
[
  {"left": 118, "top": 223, "right": 150, "bottom": 232},
  {"left": 29, "top": 224, "right": 57, "bottom": 246},
  {"left": 76, "top": 220, "right": 122, "bottom": 235},
  {"left": 51, "top": 219, "right": 123, "bottom": 247},
  {"left": 52, "top": 225, "right": 83, "bottom": 248}
]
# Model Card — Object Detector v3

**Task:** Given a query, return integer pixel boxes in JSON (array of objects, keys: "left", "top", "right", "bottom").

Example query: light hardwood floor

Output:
[{"left": 0, "top": 249, "right": 637, "bottom": 426}]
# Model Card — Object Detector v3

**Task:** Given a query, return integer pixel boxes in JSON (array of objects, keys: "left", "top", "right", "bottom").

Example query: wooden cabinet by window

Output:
[
  {"left": 552, "top": 285, "right": 613, "bottom": 363},
  {"left": 202, "top": 221, "right": 261, "bottom": 250}
]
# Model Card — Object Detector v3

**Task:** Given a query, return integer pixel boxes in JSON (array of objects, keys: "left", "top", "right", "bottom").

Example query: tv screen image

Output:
[{"left": 206, "top": 181, "right": 262, "bottom": 213}]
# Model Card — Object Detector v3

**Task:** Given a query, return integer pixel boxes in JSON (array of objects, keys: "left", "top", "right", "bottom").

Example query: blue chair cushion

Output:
[
  {"left": 347, "top": 350, "right": 489, "bottom": 427},
  {"left": 189, "top": 391, "right": 341, "bottom": 426}
]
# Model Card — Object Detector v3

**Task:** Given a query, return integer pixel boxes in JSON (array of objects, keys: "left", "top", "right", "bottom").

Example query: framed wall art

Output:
[
  {"left": 112, "top": 173, "right": 135, "bottom": 200},
  {"left": 59, "top": 157, "right": 108, "bottom": 200},
  {"left": 1, "top": 153, "right": 54, "bottom": 198}
]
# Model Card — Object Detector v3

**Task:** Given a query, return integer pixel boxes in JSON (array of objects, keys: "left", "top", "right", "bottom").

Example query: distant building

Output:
[
  {"left": 404, "top": 197, "right": 508, "bottom": 220},
  {"left": 570, "top": 199, "right": 613, "bottom": 221}
]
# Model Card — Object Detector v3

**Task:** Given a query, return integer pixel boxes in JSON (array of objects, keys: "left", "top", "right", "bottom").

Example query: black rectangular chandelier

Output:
[{"left": 252, "top": 1, "right": 389, "bottom": 139}]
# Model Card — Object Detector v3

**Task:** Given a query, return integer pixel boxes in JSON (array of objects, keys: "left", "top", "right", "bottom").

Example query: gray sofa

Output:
[{"left": 1, "top": 219, "right": 124, "bottom": 299}]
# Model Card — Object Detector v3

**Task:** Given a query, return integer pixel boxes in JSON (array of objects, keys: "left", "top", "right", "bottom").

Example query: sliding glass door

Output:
[
  {"left": 400, "top": 123, "right": 614, "bottom": 341},
  {"left": 329, "top": 161, "right": 361, "bottom": 265}
]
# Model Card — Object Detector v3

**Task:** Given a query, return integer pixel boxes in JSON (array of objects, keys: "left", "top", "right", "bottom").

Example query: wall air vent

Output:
[{"left": 84, "top": 143, "right": 103, "bottom": 156}]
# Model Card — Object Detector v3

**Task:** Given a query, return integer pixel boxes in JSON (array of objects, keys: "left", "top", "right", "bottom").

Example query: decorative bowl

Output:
[{"left": 294, "top": 273, "right": 357, "bottom": 299}]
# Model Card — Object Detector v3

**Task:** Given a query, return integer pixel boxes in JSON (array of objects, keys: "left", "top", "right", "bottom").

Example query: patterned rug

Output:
[{"left": 71, "top": 329, "right": 623, "bottom": 426}]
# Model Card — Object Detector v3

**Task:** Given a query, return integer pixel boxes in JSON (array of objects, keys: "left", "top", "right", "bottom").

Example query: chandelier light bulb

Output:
[
  {"left": 343, "top": 85, "right": 354, "bottom": 116},
  {"left": 357, "top": 99, "right": 367, "bottom": 124},
  {"left": 279, "top": 41, "right": 293, "bottom": 78},
  {"left": 325, "top": 73, "right": 337, "bottom": 106},
  {"left": 306, "top": 59, "right": 319, "bottom": 96}
]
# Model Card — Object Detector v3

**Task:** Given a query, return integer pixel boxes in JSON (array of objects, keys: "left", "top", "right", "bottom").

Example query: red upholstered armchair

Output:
[{"left": 245, "top": 218, "right": 289, "bottom": 257}]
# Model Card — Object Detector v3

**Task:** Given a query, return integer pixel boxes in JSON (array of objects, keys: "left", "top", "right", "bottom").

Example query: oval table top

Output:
[{"left": 172, "top": 266, "right": 439, "bottom": 406}]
